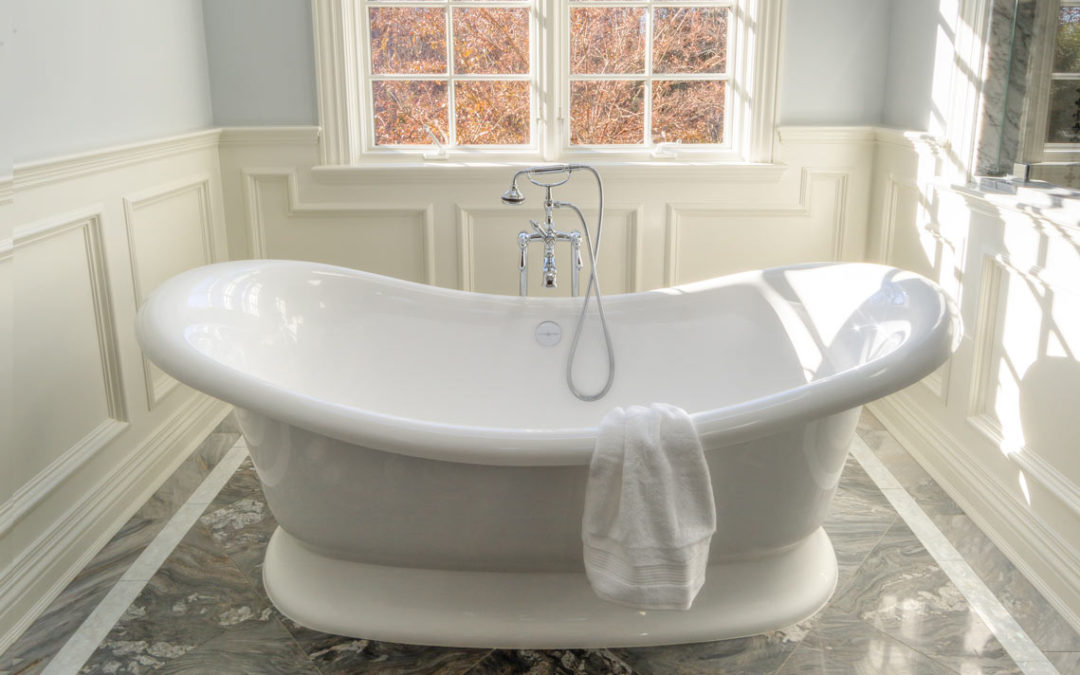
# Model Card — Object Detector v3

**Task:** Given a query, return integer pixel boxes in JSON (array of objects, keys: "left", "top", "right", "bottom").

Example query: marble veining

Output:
[
  {"left": 1, "top": 416, "right": 240, "bottom": 675},
  {"left": 4, "top": 410, "right": 1078, "bottom": 674}
]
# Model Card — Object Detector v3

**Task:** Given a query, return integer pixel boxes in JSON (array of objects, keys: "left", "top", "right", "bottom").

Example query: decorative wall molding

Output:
[
  {"left": 242, "top": 169, "right": 436, "bottom": 283},
  {"left": 0, "top": 177, "right": 12, "bottom": 207},
  {"left": 873, "top": 127, "right": 946, "bottom": 153},
  {"left": 870, "top": 393, "right": 1080, "bottom": 634},
  {"left": 879, "top": 173, "right": 918, "bottom": 263},
  {"left": 14, "top": 207, "right": 127, "bottom": 426},
  {"left": 0, "top": 396, "right": 230, "bottom": 655},
  {"left": 967, "top": 254, "right": 1008, "bottom": 442},
  {"left": 123, "top": 176, "right": 218, "bottom": 305},
  {"left": 308, "top": 161, "right": 790, "bottom": 186},
  {"left": 663, "top": 169, "right": 849, "bottom": 287},
  {"left": 123, "top": 176, "right": 218, "bottom": 409},
  {"left": 2, "top": 207, "right": 130, "bottom": 538},
  {"left": 13, "top": 129, "right": 221, "bottom": 191},
  {"left": 455, "top": 204, "right": 643, "bottom": 294}
]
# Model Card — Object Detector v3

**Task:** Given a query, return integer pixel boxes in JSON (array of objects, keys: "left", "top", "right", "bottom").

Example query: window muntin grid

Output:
[
  {"left": 565, "top": 0, "right": 732, "bottom": 149},
  {"left": 357, "top": 0, "right": 734, "bottom": 155},
  {"left": 362, "top": 0, "right": 537, "bottom": 150},
  {"left": 1047, "top": 2, "right": 1080, "bottom": 145}
]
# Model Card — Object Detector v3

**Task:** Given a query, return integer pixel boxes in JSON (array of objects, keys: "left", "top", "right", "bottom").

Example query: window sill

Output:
[{"left": 309, "top": 160, "right": 789, "bottom": 185}]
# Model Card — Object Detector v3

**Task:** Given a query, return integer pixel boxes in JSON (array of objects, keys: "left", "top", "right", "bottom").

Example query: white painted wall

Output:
[
  {"left": 10, "top": 0, "right": 213, "bottom": 162},
  {"left": 202, "top": 0, "right": 318, "bottom": 126},
  {"left": 778, "top": 0, "right": 890, "bottom": 125}
]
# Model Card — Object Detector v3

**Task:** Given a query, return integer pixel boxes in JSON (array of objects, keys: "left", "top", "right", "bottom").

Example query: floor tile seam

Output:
[
  {"left": 39, "top": 441, "right": 250, "bottom": 675},
  {"left": 460, "top": 648, "right": 497, "bottom": 674},
  {"left": 852, "top": 616, "right": 966, "bottom": 674},
  {"left": 600, "top": 647, "right": 639, "bottom": 674},
  {"left": 849, "top": 437, "right": 1056, "bottom": 674},
  {"left": 770, "top": 637, "right": 807, "bottom": 674},
  {"left": 258, "top": 615, "right": 318, "bottom": 674},
  {"left": 831, "top": 514, "right": 898, "bottom": 597}
]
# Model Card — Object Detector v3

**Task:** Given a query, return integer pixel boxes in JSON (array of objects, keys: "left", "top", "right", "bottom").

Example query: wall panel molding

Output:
[
  {"left": 13, "top": 129, "right": 221, "bottom": 191},
  {"left": 663, "top": 170, "right": 849, "bottom": 287},
  {"left": 871, "top": 393, "right": 1080, "bottom": 634},
  {"left": 0, "top": 397, "right": 229, "bottom": 655},
  {"left": 14, "top": 207, "right": 127, "bottom": 427},
  {"left": 3, "top": 129, "right": 230, "bottom": 652},
  {"left": 242, "top": 170, "right": 436, "bottom": 283},
  {"left": 455, "top": 205, "right": 643, "bottom": 295},
  {"left": 123, "top": 176, "right": 217, "bottom": 409},
  {"left": 3, "top": 207, "right": 130, "bottom": 539}
]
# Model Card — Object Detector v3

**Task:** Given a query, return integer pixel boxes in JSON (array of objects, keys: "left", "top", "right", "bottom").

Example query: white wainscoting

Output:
[
  {"left": 217, "top": 126, "right": 876, "bottom": 296},
  {"left": 0, "top": 131, "right": 231, "bottom": 653},
  {"left": 869, "top": 128, "right": 1080, "bottom": 632},
  {"left": 10, "top": 122, "right": 1079, "bottom": 651}
]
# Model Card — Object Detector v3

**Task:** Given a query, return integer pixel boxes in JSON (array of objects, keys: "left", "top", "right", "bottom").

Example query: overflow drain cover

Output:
[{"left": 535, "top": 321, "right": 562, "bottom": 347}]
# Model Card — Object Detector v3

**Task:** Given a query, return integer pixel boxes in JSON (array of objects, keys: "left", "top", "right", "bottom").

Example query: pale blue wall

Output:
[
  {"left": 883, "top": 0, "right": 940, "bottom": 130},
  {"left": 1, "top": 0, "right": 11, "bottom": 176},
  {"left": 199, "top": 0, "right": 908, "bottom": 130},
  {"left": 202, "top": 0, "right": 317, "bottom": 126},
  {"left": 12, "top": 0, "right": 213, "bottom": 163},
  {"left": 779, "top": 0, "right": 891, "bottom": 125}
]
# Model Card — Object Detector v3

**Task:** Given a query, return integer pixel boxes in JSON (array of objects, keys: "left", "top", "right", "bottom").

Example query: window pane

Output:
[
  {"left": 653, "top": 80, "right": 725, "bottom": 144},
  {"left": 453, "top": 8, "right": 529, "bottom": 74},
  {"left": 570, "top": 81, "right": 644, "bottom": 144},
  {"left": 571, "top": 8, "right": 646, "bottom": 75},
  {"left": 373, "top": 81, "right": 448, "bottom": 145},
  {"left": 1055, "top": 7, "right": 1080, "bottom": 72},
  {"left": 1046, "top": 79, "right": 1080, "bottom": 143},
  {"left": 654, "top": 7, "right": 727, "bottom": 74},
  {"left": 456, "top": 81, "right": 530, "bottom": 144},
  {"left": 370, "top": 7, "right": 446, "bottom": 74}
]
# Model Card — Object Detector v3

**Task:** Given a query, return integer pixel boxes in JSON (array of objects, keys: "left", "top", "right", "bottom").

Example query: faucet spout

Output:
[{"left": 542, "top": 239, "right": 557, "bottom": 288}]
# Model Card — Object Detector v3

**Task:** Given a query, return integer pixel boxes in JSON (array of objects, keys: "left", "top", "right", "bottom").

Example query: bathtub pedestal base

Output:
[{"left": 263, "top": 527, "right": 838, "bottom": 648}]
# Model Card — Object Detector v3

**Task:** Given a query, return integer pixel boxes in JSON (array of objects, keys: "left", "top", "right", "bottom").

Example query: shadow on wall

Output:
[{"left": 1018, "top": 356, "right": 1080, "bottom": 503}]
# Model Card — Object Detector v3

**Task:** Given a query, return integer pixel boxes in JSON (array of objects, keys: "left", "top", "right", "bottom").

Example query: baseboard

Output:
[
  {"left": 0, "top": 395, "right": 231, "bottom": 654},
  {"left": 869, "top": 394, "right": 1080, "bottom": 636}
]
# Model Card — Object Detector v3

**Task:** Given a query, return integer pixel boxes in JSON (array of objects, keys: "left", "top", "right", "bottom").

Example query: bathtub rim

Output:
[{"left": 137, "top": 259, "right": 959, "bottom": 467}]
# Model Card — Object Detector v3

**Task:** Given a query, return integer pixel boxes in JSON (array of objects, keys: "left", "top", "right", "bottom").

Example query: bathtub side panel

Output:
[{"left": 241, "top": 406, "right": 860, "bottom": 571}]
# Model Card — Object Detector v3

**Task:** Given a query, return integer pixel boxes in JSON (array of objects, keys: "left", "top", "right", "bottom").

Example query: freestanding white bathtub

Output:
[{"left": 136, "top": 259, "right": 959, "bottom": 648}]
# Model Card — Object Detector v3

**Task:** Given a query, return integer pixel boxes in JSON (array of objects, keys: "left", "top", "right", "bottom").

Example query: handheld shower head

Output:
[{"left": 501, "top": 183, "right": 525, "bottom": 205}]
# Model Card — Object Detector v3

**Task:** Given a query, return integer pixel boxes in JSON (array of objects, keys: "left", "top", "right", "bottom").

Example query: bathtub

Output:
[{"left": 136, "top": 259, "right": 959, "bottom": 648}]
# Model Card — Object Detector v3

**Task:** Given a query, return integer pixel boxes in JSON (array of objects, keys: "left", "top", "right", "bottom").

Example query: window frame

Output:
[
  {"left": 312, "top": 0, "right": 781, "bottom": 165},
  {"left": 1020, "top": 0, "right": 1080, "bottom": 163}
]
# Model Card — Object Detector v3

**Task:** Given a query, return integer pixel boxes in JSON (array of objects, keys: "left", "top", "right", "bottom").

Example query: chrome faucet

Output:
[
  {"left": 500, "top": 164, "right": 615, "bottom": 401},
  {"left": 503, "top": 169, "right": 584, "bottom": 296}
]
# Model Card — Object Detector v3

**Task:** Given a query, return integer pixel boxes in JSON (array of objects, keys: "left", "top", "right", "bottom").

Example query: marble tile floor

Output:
[{"left": 3, "top": 410, "right": 1078, "bottom": 674}]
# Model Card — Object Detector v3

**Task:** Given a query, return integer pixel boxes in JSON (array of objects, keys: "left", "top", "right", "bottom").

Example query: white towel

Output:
[{"left": 582, "top": 403, "right": 717, "bottom": 610}]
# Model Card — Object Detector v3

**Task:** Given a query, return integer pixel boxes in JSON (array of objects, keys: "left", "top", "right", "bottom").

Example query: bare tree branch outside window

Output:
[{"left": 366, "top": 1, "right": 729, "bottom": 148}]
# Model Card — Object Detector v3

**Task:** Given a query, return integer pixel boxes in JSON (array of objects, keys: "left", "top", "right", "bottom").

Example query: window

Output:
[
  {"left": 313, "top": 0, "right": 780, "bottom": 164},
  {"left": 1019, "top": 0, "right": 1080, "bottom": 162},
  {"left": 1045, "top": 3, "right": 1080, "bottom": 145}
]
